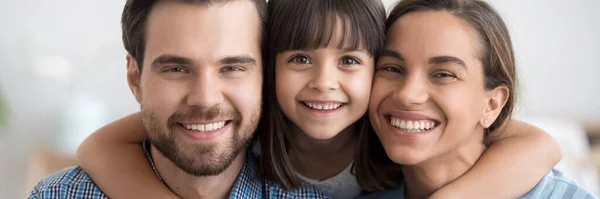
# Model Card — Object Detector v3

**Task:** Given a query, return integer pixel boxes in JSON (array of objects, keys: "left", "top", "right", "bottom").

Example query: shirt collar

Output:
[{"left": 142, "top": 140, "right": 263, "bottom": 198}]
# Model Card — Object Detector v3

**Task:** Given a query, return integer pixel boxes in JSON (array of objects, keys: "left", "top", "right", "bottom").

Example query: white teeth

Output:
[
  {"left": 304, "top": 102, "right": 343, "bottom": 110},
  {"left": 184, "top": 121, "right": 226, "bottom": 132},
  {"left": 389, "top": 117, "right": 437, "bottom": 132}
]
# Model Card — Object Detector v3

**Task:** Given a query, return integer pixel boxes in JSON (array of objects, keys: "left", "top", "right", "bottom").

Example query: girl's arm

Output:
[
  {"left": 430, "top": 119, "right": 561, "bottom": 199},
  {"left": 76, "top": 112, "right": 180, "bottom": 199}
]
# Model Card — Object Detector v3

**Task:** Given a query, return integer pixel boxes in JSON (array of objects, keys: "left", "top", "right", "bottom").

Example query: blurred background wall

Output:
[{"left": 1, "top": 0, "right": 599, "bottom": 198}]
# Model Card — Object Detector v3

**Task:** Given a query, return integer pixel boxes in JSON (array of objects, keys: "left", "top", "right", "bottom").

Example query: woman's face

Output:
[
  {"left": 274, "top": 25, "right": 374, "bottom": 140},
  {"left": 369, "top": 11, "right": 490, "bottom": 165}
]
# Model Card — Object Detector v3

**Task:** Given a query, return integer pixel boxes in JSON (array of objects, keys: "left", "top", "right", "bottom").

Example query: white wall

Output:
[
  {"left": 0, "top": 1, "right": 135, "bottom": 198},
  {"left": 1, "top": 0, "right": 599, "bottom": 198}
]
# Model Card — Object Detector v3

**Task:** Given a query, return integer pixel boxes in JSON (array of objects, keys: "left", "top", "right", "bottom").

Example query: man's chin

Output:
[
  {"left": 172, "top": 147, "right": 243, "bottom": 177},
  {"left": 152, "top": 135, "right": 249, "bottom": 177}
]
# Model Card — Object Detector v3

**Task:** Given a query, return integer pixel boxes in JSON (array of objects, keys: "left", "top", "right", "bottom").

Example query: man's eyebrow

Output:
[
  {"left": 220, "top": 55, "right": 256, "bottom": 65},
  {"left": 151, "top": 54, "right": 193, "bottom": 67}
]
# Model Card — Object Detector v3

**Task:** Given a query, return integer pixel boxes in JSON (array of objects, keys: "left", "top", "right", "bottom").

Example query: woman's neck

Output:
[
  {"left": 402, "top": 130, "right": 487, "bottom": 199},
  {"left": 288, "top": 123, "right": 359, "bottom": 180}
]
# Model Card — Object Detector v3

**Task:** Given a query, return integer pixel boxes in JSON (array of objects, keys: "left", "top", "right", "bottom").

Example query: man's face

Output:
[{"left": 127, "top": 0, "right": 262, "bottom": 176}]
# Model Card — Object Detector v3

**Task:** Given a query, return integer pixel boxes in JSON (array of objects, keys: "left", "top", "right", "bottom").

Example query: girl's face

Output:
[
  {"left": 275, "top": 25, "right": 374, "bottom": 140},
  {"left": 369, "top": 11, "right": 493, "bottom": 165}
]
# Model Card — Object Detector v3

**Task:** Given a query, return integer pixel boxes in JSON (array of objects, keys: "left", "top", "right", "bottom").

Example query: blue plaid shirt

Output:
[{"left": 29, "top": 141, "right": 329, "bottom": 199}]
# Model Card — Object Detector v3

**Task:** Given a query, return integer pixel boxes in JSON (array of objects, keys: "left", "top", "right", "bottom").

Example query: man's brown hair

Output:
[{"left": 121, "top": 0, "right": 267, "bottom": 72}]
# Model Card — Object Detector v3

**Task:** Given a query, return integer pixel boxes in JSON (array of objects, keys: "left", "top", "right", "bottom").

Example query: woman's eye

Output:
[
  {"left": 431, "top": 72, "right": 458, "bottom": 84},
  {"left": 379, "top": 66, "right": 402, "bottom": 73},
  {"left": 433, "top": 72, "right": 456, "bottom": 79}
]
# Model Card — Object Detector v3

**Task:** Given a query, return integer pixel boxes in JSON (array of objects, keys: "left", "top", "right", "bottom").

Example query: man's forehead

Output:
[
  {"left": 144, "top": 0, "right": 262, "bottom": 65},
  {"left": 146, "top": 0, "right": 261, "bottom": 36}
]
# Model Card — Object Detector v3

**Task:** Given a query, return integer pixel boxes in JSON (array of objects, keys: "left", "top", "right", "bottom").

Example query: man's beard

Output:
[{"left": 141, "top": 104, "right": 260, "bottom": 177}]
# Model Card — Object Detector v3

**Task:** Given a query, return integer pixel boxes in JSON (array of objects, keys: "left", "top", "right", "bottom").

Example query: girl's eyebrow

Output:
[{"left": 340, "top": 48, "right": 368, "bottom": 54}]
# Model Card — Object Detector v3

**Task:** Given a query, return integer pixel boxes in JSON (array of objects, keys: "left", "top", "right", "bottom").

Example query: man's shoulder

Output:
[
  {"left": 29, "top": 166, "right": 108, "bottom": 199},
  {"left": 520, "top": 169, "right": 597, "bottom": 199}
]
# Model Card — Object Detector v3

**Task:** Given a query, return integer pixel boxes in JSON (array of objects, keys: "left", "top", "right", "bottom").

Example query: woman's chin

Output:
[{"left": 383, "top": 145, "right": 430, "bottom": 166}]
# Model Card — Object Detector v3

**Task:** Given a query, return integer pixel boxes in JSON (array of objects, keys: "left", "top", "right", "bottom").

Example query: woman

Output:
[{"left": 357, "top": 0, "right": 596, "bottom": 198}]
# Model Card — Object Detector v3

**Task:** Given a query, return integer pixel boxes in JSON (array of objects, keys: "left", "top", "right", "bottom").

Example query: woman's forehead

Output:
[{"left": 385, "top": 11, "right": 481, "bottom": 63}]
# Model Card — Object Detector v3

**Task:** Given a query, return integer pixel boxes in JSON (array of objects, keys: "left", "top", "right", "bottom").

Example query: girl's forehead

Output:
[{"left": 270, "top": 3, "right": 385, "bottom": 57}]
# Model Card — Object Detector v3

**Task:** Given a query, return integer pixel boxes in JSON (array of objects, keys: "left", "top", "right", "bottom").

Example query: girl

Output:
[
  {"left": 358, "top": 0, "right": 593, "bottom": 198},
  {"left": 77, "top": 0, "right": 561, "bottom": 198}
]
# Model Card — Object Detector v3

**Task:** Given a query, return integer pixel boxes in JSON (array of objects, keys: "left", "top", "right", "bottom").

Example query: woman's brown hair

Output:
[
  {"left": 356, "top": 0, "right": 518, "bottom": 192},
  {"left": 258, "top": 0, "right": 386, "bottom": 190}
]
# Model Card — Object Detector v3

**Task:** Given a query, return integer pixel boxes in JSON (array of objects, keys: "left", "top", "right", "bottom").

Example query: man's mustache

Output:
[{"left": 168, "top": 106, "right": 242, "bottom": 124}]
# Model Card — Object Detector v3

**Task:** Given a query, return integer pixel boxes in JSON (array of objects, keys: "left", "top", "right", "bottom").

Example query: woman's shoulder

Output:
[{"left": 519, "top": 169, "right": 597, "bottom": 199}]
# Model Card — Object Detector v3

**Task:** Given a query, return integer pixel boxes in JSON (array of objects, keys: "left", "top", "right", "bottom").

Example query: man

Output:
[{"left": 28, "top": 0, "right": 326, "bottom": 198}]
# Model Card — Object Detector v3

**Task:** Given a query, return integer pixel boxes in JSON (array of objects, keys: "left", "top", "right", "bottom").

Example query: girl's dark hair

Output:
[
  {"left": 259, "top": 0, "right": 386, "bottom": 190},
  {"left": 356, "top": 0, "right": 518, "bottom": 192}
]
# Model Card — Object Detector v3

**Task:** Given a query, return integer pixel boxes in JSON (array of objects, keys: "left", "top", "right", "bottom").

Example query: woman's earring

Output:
[{"left": 483, "top": 119, "right": 489, "bottom": 125}]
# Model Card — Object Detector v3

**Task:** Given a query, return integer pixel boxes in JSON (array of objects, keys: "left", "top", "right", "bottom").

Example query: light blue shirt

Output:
[{"left": 357, "top": 169, "right": 597, "bottom": 199}]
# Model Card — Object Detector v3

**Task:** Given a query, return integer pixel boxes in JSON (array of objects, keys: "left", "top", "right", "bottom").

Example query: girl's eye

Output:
[
  {"left": 340, "top": 56, "right": 360, "bottom": 65},
  {"left": 289, "top": 55, "right": 311, "bottom": 64}
]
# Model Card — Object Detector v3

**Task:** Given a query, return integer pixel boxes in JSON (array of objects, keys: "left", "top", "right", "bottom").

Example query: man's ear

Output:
[
  {"left": 480, "top": 86, "right": 509, "bottom": 128},
  {"left": 126, "top": 54, "right": 142, "bottom": 103}
]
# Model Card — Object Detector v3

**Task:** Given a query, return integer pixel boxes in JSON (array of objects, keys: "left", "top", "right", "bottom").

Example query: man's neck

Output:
[
  {"left": 402, "top": 130, "right": 486, "bottom": 199},
  {"left": 151, "top": 147, "right": 246, "bottom": 199}
]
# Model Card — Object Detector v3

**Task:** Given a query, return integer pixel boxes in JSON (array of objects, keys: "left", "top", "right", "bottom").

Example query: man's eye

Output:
[
  {"left": 164, "top": 67, "right": 187, "bottom": 73},
  {"left": 220, "top": 66, "right": 244, "bottom": 73}
]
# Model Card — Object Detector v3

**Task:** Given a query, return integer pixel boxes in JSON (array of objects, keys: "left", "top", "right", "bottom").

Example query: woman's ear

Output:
[{"left": 480, "top": 86, "right": 509, "bottom": 128}]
